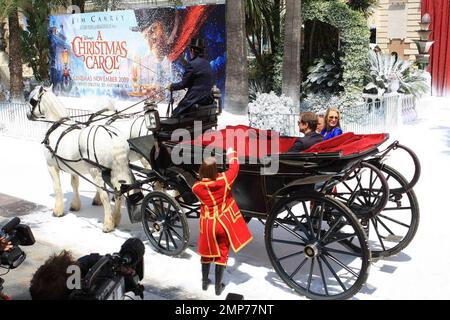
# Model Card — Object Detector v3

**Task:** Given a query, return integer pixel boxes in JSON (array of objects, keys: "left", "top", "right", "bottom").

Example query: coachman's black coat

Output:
[{"left": 171, "top": 56, "right": 215, "bottom": 117}]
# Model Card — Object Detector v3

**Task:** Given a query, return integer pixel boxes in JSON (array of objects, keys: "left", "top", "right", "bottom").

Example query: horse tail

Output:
[{"left": 110, "top": 135, "right": 132, "bottom": 190}]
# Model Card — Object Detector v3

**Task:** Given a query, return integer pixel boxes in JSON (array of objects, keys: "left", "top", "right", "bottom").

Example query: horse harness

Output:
[
  {"left": 29, "top": 87, "right": 149, "bottom": 194},
  {"left": 42, "top": 119, "right": 122, "bottom": 194},
  {"left": 106, "top": 113, "right": 149, "bottom": 139}
]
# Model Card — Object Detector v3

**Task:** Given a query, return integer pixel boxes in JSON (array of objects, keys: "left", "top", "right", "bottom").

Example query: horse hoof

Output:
[
  {"left": 92, "top": 200, "right": 101, "bottom": 206},
  {"left": 103, "top": 225, "right": 115, "bottom": 233},
  {"left": 53, "top": 211, "right": 64, "bottom": 218},
  {"left": 70, "top": 206, "right": 80, "bottom": 212}
]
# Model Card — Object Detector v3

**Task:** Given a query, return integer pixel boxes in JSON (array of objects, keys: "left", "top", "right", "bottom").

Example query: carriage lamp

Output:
[
  {"left": 144, "top": 101, "right": 160, "bottom": 131},
  {"left": 212, "top": 85, "right": 222, "bottom": 115}
]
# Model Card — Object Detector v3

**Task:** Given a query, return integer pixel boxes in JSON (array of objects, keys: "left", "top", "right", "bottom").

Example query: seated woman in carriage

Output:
[{"left": 321, "top": 108, "right": 343, "bottom": 140}]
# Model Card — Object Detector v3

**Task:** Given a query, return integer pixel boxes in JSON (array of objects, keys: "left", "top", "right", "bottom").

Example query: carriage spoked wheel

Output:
[
  {"left": 141, "top": 191, "right": 190, "bottom": 256},
  {"left": 351, "top": 164, "right": 420, "bottom": 258},
  {"left": 370, "top": 143, "right": 421, "bottom": 195},
  {"left": 265, "top": 193, "right": 371, "bottom": 300},
  {"left": 330, "top": 162, "right": 389, "bottom": 220}
]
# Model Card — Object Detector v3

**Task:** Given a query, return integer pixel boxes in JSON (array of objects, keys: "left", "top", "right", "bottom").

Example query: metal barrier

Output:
[
  {"left": 0, "top": 102, "right": 92, "bottom": 141},
  {"left": 400, "top": 94, "right": 418, "bottom": 124},
  {"left": 341, "top": 94, "right": 402, "bottom": 134},
  {"left": 2, "top": 93, "right": 418, "bottom": 141}
]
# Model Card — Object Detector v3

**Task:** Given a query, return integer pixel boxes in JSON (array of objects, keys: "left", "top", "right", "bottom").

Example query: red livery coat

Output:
[{"left": 192, "top": 152, "right": 253, "bottom": 259}]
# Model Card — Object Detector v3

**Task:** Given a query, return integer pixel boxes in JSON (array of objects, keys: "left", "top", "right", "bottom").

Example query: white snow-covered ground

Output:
[{"left": 0, "top": 96, "right": 449, "bottom": 300}]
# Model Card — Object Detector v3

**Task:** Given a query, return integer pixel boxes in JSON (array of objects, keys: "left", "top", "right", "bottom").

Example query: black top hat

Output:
[{"left": 189, "top": 38, "right": 206, "bottom": 49}]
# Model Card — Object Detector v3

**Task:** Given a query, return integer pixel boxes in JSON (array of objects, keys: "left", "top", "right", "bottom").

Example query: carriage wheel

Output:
[
  {"left": 369, "top": 144, "right": 421, "bottom": 194},
  {"left": 349, "top": 165, "right": 420, "bottom": 258},
  {"left": 330, "top": 162, "right": 389, "bottom": 219},
  {"left": 265, "top": 193, "right": 371, "bottom": 300},
  {"left": 141, "top": 191, "right": 190, "bottom": 256}
]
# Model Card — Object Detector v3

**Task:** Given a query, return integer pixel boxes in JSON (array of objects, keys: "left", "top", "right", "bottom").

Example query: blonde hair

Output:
[{"left": 324, "top": 108, "right": 341, "bottom": 132}]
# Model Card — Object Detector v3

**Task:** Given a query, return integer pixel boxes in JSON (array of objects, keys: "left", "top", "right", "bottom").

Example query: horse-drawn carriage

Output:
[
  {"left": 119, "top": 99, "right": 420, "bottom": 300},
  {"left": 27, "top": 86, "right": 420, "bottom": 300}
]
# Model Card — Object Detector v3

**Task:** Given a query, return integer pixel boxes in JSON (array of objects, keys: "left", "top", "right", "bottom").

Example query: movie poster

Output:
[{"left": 48, "top": 5, "right": 226, "bottom": 106}]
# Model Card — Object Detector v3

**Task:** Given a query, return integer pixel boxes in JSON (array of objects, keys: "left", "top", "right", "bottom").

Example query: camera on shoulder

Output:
[
  {"left": 69, "top": 238, "right": 145, "bottom": 300},
  {"left": 0, "top": 217, "right": 35, "bottom": 269}
]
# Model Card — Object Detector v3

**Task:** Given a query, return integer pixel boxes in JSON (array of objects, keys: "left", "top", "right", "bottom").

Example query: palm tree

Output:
[
  {"left": 364, "top": 51, "right": 429, "bottom": 97},
  {"left": 1, "top": 0, "right": 68, "bottom": 100},
  {"left": 245, "top": 0, "right": 284, "bottom": 92},
  {"left": 225, "top": 0, "right": 249, "bottom": 115},
  {"left": 1, "top": 0, "right": 32, "bottom": 101},
  {"left": 347, "top": 0, "right": 378, "bottom": 17},
  {"left": 21, "top": 0, "right": 69, "bottom": 82},
  {"left": 282, "top": 0, "right": 302, "bottom": 110},
  {"left": 8, "top": 5, "right": 24, "bottom": 101}
]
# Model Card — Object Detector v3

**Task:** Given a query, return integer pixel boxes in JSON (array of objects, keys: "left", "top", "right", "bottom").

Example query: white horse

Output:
[
  {"left": 91, "top": 97, "right": 152, "bottom": 148},
  {"left": 27, "top": 86, "right": 133, "bottom": 232},
  {"left": 87, "top": 97, "right": 153, "bottom": 206}
]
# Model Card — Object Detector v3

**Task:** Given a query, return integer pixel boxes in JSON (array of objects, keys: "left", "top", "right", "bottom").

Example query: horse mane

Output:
[{"left": 41, "top": 89, "right": 68, "bottom": 120}]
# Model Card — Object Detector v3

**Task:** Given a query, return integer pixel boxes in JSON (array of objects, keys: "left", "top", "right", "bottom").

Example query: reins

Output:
[
  {"left": 28, "top": 84, "right": 177, "bottom": 195},
  {"left": 41, "top": 118, "right": 123, "bottom": 195}
]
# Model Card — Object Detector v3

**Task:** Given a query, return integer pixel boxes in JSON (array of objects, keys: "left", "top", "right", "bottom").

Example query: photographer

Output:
[
  {"left": 0, "top": 236, "right": 13, "bottom": 300},
  {"left": 0, "top": 237, "right": 13, "bottom": 253},
  {"left": 29, "top": 250, "right": 86, "bottom": 300},
  {"left": 1, "top": 217, "right": 34, "bottom": 300},
  {"left": 30, "top": 238, "right": 145, "bottom": 300}
]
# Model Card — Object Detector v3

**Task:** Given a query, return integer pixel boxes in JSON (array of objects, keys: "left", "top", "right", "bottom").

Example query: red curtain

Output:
[{"left": 422, "top": 0, "right": 450, "bottom": 96}]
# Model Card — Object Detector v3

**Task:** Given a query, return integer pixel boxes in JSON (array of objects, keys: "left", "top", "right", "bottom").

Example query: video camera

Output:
[
  {"left": 69, "top": 238, "right": 145, "bottom": 300},
  {"left": 0, "top": 217, "right": 35, "bottom": 269}
]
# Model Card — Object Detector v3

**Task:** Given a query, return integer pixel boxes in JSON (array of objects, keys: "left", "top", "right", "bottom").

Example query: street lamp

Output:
[
  {"left": 420, "top": 13, "right": 431, "bottom": 31},
  {"left": 414, "top": 13, "right": 434, "bottom": 70}
]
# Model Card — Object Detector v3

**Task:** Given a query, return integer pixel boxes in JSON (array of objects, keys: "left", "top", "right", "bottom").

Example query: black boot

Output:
[
  {"left": 215, "top": 265, "right": 226, "bottom": 296},
  {"left": 202, "top": 264, "right": 211, "bottom": 291}
]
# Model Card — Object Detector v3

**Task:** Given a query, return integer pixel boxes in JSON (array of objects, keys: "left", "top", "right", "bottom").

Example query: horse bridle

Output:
[{"left": 28, "top": 86, "right": 45, "bottom": 120}]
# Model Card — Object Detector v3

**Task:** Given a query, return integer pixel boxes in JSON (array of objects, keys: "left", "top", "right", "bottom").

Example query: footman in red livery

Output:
[{"left": 192, "top": 148, "right": 253, "bottom": 296}]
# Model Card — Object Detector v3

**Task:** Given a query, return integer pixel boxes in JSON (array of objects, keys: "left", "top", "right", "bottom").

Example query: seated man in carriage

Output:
[
  {"left": 288, "top": 112, "right": 325, "bottom": 153},
  {"left": 167, "top": 38, "right": 216, "bottom": 118}
]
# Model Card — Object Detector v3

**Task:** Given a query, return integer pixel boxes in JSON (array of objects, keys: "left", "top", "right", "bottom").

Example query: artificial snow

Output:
[{"left": 0, "top": 96, "right": 449, "bottom": 300}]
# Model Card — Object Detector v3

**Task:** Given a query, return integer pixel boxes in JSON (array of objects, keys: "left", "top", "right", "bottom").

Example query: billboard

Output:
[{"left": 48, "top": 5, "right": 226, "bottom": 105}]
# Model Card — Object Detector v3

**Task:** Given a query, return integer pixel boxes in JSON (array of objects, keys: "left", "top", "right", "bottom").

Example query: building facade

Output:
[{"left": 370, "top": 0, "right": 422, "bottom": 60}]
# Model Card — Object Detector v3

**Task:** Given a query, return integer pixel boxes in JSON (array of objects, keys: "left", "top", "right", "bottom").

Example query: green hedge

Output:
[{"left": 303, "top": 0, "right": 370, "bottom": 94}]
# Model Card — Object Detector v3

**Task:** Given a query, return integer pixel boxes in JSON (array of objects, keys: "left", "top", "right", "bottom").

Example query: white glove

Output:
[{"left": 226, "top": 148, "right": 235, "bottom": 155}]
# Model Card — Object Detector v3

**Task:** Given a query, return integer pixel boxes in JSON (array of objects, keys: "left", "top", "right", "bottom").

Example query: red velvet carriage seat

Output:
[
  {"left": 303, "top": 132, "right": 387, "bottom": 156},
  {"left": 188, "top": 125, "right": 387, "bottom": 159}
]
